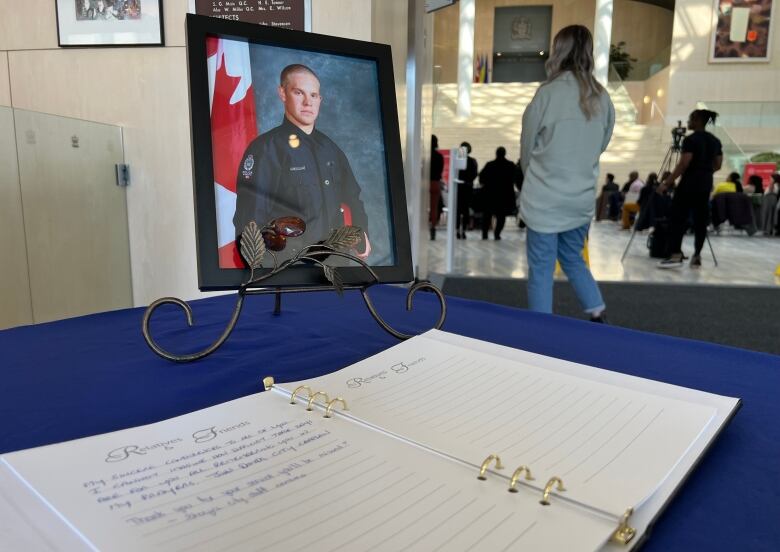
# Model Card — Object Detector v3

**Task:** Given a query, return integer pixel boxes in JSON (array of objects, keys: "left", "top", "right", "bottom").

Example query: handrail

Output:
[
  {"left": 697, "top": 100, "right": 749, "bottom": 159},
  {"left": 718, "top": 125, "right": 749, "bottom": 159},
  {"left": 650, "top": 100, "right": 666, "bottom": 123},
  {"left": 610, "top": 45, "right": 671, "bottom": 81},
  {"left": 607, "top": 64, "right": 638, "bottom": 123}
]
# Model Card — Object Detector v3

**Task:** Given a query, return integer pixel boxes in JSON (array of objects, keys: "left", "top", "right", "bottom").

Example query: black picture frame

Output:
[
  {"left": 186, "top": 13, "right": 412, "bottom": 291},
  {"left": 56, "top": 0, "right": 165, "bottom": 47}
]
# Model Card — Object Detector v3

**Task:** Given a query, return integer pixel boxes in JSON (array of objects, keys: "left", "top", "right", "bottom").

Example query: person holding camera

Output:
[{"left": 657, "top": 110, "right": 722, "bottom": 269}]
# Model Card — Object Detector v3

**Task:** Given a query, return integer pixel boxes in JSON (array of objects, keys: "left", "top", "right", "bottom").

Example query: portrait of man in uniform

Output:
[
  {"left": 233, "top": 63, "right": 371, "bottom": 262},
  {"left": 191, "top": 19, "right": 410, "bottom": 289}
]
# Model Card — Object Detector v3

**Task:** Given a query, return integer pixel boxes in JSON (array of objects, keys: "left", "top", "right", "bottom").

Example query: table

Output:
[{"left": 2, "top": 285, "right": 779, "bottom": 550}]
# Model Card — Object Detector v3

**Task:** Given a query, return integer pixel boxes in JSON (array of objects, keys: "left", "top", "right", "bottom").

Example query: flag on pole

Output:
[{"left": 206, "top": 36, "right": 258, "bottom": 268}]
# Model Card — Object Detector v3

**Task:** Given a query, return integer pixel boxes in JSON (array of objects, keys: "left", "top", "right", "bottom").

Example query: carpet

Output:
[{"left": 441, "top": 276, "right": 780, "bottom": 356}]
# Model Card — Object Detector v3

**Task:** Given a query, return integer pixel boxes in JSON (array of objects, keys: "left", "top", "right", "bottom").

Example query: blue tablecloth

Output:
[{"left": 2, "top": 285, "right": 779, "bottom": 550}]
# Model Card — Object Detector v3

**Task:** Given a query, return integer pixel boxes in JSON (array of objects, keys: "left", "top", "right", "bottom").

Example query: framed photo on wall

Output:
[
  {"left": 186, "top": 14, "right": 412, "bottom": 290},
  {"left": 187, "top": 0, "right": 312, "bottom": 31},
  {"left": 56, "top": 0, "right": 165, "bottom": 47},
  {"left": 710, "top": 0, "right": 775, "bottom": 62}
]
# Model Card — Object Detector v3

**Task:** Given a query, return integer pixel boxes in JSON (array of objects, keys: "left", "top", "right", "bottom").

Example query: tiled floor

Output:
[{"left": 428, "top": 219, "right": 780, "bottom": 287}]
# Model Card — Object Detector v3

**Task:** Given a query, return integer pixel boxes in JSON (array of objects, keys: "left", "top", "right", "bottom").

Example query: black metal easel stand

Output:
[{"left": 143, "top": 253, "right": 447, "bottom": 367}]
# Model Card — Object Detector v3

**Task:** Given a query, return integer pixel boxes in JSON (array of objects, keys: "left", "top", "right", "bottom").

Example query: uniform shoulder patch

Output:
[{"left": 242, "top": 154, "right": 255, "bottom": 179}]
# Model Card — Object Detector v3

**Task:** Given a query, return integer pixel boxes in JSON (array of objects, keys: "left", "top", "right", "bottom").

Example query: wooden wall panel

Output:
[{"left": 0, "top": 107, "right": 33, "bottom": 329}]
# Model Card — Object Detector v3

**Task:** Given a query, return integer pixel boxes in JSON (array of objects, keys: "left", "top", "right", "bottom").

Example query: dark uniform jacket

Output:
[{"left": 233, "top": 117, "right": 369, "bottom": 260}]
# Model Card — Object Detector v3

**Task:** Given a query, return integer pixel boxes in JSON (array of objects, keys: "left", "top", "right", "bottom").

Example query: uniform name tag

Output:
[{"left": 289, "top": 166, "right": 306, "bottom": 171}]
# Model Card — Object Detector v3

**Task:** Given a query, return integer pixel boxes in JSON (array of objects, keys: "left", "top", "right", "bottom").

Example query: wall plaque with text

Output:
[{"left": 193, "top": 0, "right": 307, "bottom": 30}]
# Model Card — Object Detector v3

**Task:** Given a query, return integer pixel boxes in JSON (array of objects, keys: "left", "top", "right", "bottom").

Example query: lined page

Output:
[
  {"left": 2, "top": 392, "right": 616, "bottom": 552},
  {"left": 277, "top": 331, "right": 717, "bottom": 516}
]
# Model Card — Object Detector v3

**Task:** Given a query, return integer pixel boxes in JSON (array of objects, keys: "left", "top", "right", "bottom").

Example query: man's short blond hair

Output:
[{"left": 279, "top": 64, "right": 319, "bottom": 88}]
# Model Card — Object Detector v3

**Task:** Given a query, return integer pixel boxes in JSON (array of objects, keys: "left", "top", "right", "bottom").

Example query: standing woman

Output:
[
  {"left": 519, "top": 25, "right": 615, "bottom": 320},
  {"left": 657, "top": 110, "right": 722, "bottom": 268}
]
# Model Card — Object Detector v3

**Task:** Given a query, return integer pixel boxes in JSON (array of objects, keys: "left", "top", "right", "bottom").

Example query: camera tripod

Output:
[{"left": 620, "top": 142, "right": 718, "bottom": 266}]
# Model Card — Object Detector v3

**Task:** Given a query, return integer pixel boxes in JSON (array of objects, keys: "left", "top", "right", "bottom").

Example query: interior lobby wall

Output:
[
  {"left": 667, "top": 0, "right": 780, "bottom": 125},
  {"left": 372, "top": 0, "right": 409, "bottom": 161},
  {"left": 621, "top": 66, "right": 670, "bottom": 124},
  {"left": 0, "top": 0, "right": 376, "bottom": 308},
  {"left": 611, "top": 0, "right": 674, "bottom": 69},
  {"left": 434, "top": 0, "right": 598, "bottom": 84},
  {"left": 434, "top": 0, "right": 675, "bottom": 85},
  {"left": 0, "top": 52, "right": 10, "bottom": 106}
]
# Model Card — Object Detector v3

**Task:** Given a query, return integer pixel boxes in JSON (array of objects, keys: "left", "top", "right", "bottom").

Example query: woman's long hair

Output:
[{"left": 545, "top": 25, "right": 604, "bottom": 120}]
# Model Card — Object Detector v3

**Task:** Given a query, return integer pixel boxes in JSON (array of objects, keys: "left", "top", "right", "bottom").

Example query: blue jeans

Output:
[{"left": 526, "top": 224, "right": 605, "bottom": 315}]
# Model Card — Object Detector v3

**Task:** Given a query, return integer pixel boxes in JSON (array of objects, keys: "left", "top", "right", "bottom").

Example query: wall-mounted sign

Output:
[
  {"left": 189, "top": 0, "right": 310, "bottom": 31},
  {"left": 743, "top": 162, "right": 778, "bottom": 190}
]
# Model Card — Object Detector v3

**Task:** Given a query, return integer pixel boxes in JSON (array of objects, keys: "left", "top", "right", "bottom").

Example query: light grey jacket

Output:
[{"left": 519, "top": 72, "right": 615, "bottom": 233}]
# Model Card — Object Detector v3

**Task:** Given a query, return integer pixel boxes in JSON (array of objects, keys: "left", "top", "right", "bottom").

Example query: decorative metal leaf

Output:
[
  {"left": 322, "top": 265, "right": 343, "bottom": 296},
  {"left": 240, "top": 221, "right": 266, "bottom": 269},
  {"left": 323, "top": 225, "right": 362, "bottom": 251}
]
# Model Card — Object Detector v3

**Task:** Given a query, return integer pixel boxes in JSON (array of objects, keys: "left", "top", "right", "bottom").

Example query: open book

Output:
[{"left": 1, "top": 330, "right": 740, "bottom": 551}]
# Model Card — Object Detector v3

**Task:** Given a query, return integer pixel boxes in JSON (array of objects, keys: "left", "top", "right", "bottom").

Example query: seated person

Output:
[
  {"left": 621, "top": 171, "right": 644, "bottom": 229},
  {"left": 712, "top": 172, "right": 744, "bottom": 196},
  {"left": 635, "top": 173, "right": 665, "bottom": 231},
  {"left": 638, "top": 172, "right": 659, "bottom": 207},
  {"left": 596, "top": 173, "right": 618, "bottom": 221},
  {"left": 745, "top": 174, "right": 764, "bottom": 195}
]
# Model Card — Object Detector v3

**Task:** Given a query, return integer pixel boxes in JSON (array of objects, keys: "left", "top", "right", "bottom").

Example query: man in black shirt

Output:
[
  {"left": 233, "top": 64, "right": 369, "bottom": 262},
  {"left": 658, "top": 109, "right": 722, "bottom": 268},
  {"left": 456, "top": 141, "right": 478, "bottom": 238},
  {"left": 478, "top": 147, "right": 517, "bottom": 240}
]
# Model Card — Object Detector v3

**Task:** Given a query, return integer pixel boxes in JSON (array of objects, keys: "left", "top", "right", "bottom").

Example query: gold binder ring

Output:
[
  {"left": 611, "top": 508, "right": 636, "bottom": 545},
  {"left": 306, "top": 391, "right": 330, "bottom": 411},
  {"left": 477, "top": 454, "right": 504, "bottom": 480},
  {"left": 324, "top": 397, "right": 349, "bottom": 418},
  {"left": 508, "top": 465, "right": 535, "bottom": 493},
  {"left": 539, "top": 476, "right": 566, "bottom": 505},
  {"left": 290, "top": 385, "right": 313, "bottom": 405}
]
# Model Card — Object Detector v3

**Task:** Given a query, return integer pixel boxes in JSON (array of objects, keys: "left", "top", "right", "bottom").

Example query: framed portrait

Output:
[
  {"left": 186, "top": 14, "right": 412, "bottom": 290},
  {"left": 187, "top": 0, "right": 311, "bottom": 31},
  {"left": 710, "top": 0, "right": 775, "bottom": 62},
  {"left": 56, "top": 0, "right": 164, "bottom": 47}
]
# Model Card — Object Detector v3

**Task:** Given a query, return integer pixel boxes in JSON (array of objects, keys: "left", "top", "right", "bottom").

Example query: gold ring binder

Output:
[
  {"left": 324, "top": 397, "right": 348, "bottom": 418},
  {"left": 477, "top": 454, "right": 504, "bottom": 480},
  {"left": 611, "top": 508, "right": 636, "bottom": 545},
  {"left": 306, "top": 391, "right": 330, "bottom": 411},
  {"left": 262, "top": 376, "right": 274, "bottom": 391},
  {"left": 539, "top": 476, "right": 566, "bottom": 505},
  {"left": 507, "top": 465, "right": 535, "bottom": 492},
  {"left": 290, "top": 385, "right": 313, "bottom": 405}
]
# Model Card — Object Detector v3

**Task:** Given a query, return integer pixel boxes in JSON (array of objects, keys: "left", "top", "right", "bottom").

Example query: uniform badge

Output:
[
  {"left": 288, "top": 134, "right": 300, "bottom": 149},
  {"left": 242, "top": 154, "right": 254, "bottom": 179}
]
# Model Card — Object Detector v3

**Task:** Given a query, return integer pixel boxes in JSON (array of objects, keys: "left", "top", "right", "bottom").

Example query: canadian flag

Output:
[{"left": 207, "top": 36, "right": 258, "bottom": 269}]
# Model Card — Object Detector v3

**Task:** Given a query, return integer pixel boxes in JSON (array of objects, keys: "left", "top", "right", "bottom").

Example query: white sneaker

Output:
[{"left": 658, "top": 256, "right": 683, "bottom": 269}]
